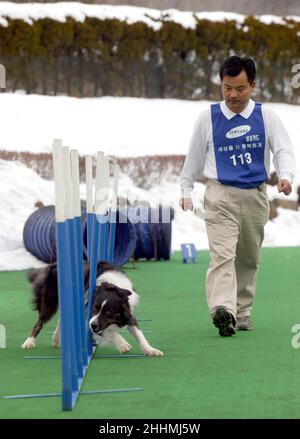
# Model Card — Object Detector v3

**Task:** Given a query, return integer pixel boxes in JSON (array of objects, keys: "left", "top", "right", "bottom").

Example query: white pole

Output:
[
  {"left": 94, "top": 152, "right": 109, "bottom": 216},
  {"left": 104, "top": 157, "right": 110, "bottom": 213},
  {"left": 85, "top": 155, "right": 94, "bottom": 215},
  {"left": 111, "top": 164, "right": 120, "bottom": 213},
  {"left": 62, "top": 147, "right": 73, "bottom": 220},
  {"left": 94, "top": 151, "right": 104, "bottom": 214},
  {"left": 52, "top": 139, "right": 65, "bottom": 222},
  {"left": 70, "top": 150, "right": 81, "bottom": 218}
]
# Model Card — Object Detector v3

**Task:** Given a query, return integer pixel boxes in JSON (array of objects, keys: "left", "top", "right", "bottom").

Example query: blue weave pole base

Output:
[
  {"left": 8, "top": 348, "right": 144, "bottom": 405},
  {"left": 63, "top": 344, "right": 96, "bottom": 410},
  {"left": 3, "top": 387, "right": 144, "bottom": 400},
  {"left": 47, "top": 330, "right": 153, "bottom": 334},
  {"left": 24, "top": 354, "right": 148, "bottom": 360}
]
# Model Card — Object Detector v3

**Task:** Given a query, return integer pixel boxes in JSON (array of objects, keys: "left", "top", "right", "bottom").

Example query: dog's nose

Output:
[{"left": 91, "top": 323, "right": 97, "bottom": 332}]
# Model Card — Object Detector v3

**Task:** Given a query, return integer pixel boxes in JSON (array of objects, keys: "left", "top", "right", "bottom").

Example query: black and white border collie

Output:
[{"left": 21, "top": 261, "right": 163, "bottom": 357}]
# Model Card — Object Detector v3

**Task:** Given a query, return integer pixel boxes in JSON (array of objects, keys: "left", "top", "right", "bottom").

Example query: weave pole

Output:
[
  {"left": 85, "top": 155, "right": 93, "bottom": 262},
  {"left": 53, "top": 142, "right": 75, "bottom": 408},
  {"left": 4, "top": 141, "right": 144, "bottom": 409},
  {"left": 71, "top": 149, "right": 88, "bottom": 369},
  {"left": 108, "top": 164, "right": 119, "bottom": 263},
  {"left": 63, "top": 147, "right": 83, "bottom": 381},
  {"left": 87, "top": 152, "right": 106, "bottom": 356},
  {"left": 97, "top": 156, "right": 110, "bottom": 263}
]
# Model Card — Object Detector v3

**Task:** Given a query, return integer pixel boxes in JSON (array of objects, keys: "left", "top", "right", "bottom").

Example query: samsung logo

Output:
[{"left": 226, "top": 125, "right": 251, "bottom": 139}]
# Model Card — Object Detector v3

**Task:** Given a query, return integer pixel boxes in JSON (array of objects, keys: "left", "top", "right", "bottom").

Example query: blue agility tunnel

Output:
[
  {"left": 23, "top": 204, "right": 173, "bottom": 265},
  {"left": 23, "top": 206, "right": 136, "bottom": 266},
  {"left": 127, "top": 205, "right": 174, "bottom": 261}
]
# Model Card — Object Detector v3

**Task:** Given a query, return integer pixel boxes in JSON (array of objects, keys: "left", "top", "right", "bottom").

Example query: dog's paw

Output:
[
  {"left": 21, "top": 337, "right": 36, "bottom": 349},
  {"left": 143, "top": 347, "right": 164, "bottom": 357},
  {"left": 52, "top": 338, "right": 60, "bottom": 348},
  {"left": 117, "top": 339, "right": 133, "bottom": 354},
  {"left": 52, "top": 333, "right": 60, "bottom": 348}
]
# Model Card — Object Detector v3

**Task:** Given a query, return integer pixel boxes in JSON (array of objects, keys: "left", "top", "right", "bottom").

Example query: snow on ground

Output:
[
  {"left": 0, "top": 90, "right": 299, "bottom": 270},
  {"left": 0, "top": 2, "right": 299, "bottom": 29},
  {"left": 0, "top": 158, "right": 299, "bottom": 271},
  {"left": 0, "top": 93, "right": 300, "bottom": 188},
  {"left": 0, "top": 94, "right": 203, "bottom": 158}
]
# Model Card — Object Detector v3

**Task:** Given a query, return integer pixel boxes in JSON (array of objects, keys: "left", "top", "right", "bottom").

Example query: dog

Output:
[{"left": 21, "top": 261, "right": 163, "bottom": 356}]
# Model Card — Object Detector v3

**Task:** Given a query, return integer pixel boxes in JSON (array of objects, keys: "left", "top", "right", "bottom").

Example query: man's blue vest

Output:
[{"left": 211, "top": 102, "right": 268, "bottom": 189}]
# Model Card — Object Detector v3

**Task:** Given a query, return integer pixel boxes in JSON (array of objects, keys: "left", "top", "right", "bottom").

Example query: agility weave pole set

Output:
[{"left": 4, "top": 140, "right": 144, "bottom": 410}]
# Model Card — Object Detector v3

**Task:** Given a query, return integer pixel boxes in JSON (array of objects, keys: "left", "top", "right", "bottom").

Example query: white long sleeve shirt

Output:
[{"left": 180, "top": 99, "right": 296, "bottom": 196}]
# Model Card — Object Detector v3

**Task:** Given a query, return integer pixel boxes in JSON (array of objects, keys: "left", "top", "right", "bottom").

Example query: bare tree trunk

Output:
[
  {"left": 78, "top": 52, "right": 85, "bottom": 97},
  {"left": 53, "top": 57, "right": 59, "bottom": 95}
]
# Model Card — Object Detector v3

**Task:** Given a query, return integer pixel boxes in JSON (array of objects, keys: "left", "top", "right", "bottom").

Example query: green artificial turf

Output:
[{"left": 0, "top": 248, "right": 300, "bottom": 419}]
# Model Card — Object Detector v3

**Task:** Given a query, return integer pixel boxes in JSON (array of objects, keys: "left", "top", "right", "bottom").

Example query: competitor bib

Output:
[{"left": 211, "top": 102, "right": 268, "bottom": 189}]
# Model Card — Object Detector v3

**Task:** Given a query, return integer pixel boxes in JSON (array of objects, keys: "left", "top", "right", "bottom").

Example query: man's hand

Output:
[
  {"left": 179, "top": 197, "right": 193, "bottom": 211},
  {"left": 278, "top": 179, "right": 292, "bottom": 196}
]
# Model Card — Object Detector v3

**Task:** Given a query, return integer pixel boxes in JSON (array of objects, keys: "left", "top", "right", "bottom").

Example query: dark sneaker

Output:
[
  {"left": 213, "top": 306, "right": 236, "bottom": 337},
  {"left": 236, "top": 316, "right": 253, "bottom": 331}
]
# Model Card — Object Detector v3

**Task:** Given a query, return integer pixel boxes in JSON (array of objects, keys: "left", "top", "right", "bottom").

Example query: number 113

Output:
[{"left": 230, "top": 152, "right": 252, "bottom": 166}]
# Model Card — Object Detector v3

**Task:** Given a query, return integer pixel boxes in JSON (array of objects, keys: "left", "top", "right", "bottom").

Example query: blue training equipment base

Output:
[{"left": 181, "top": 243, "right": 198, "bottom": 263}]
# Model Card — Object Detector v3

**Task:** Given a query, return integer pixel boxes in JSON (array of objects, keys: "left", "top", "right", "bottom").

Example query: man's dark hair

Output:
[{"left": 219, "top": 56, "right": 256, "bottom": 83}]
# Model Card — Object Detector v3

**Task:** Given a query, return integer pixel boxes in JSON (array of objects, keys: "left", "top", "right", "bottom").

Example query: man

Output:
[{"left": 179, "top": 55, "right": 295, "bottom": 337}]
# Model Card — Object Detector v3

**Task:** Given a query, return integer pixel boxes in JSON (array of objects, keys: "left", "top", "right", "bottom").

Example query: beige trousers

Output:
[{"left": 204, "top": 179, "right": 270, "bottom": 319}]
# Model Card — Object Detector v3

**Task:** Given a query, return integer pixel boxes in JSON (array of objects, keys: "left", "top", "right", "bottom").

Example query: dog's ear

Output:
[
  {"left": 96, "top": 261, "right": 115, "bottom": 277},
  {"left": 95, "top": 282, "right": 120, "bottom": 298},
  {"left": 93, "top": 283, "right": 110, "bottom": 297},
  {"left": 116, "top": 288, "right": 132, "bottom": 300},
  {"left": 100, "top": 282, "right": 117, "bottom": 292},
  {"left": 97, "top": 283, "right": 132, "bottom": 300}
]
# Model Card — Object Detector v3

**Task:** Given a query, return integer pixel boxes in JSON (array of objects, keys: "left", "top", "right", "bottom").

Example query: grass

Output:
[{"left": 0, "top": 248, "right": 300, "bottom": 419}]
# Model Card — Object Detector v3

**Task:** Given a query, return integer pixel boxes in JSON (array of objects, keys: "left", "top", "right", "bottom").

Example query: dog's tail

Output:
[
  {"left": 27, "top": 261, "right": 114, "bottom": 312},
  {"left": 27, "top": 263, "right": 59, "bottom": 313},
  {"left": 27, "top": 267, "right": 41, "bottom": 284}
]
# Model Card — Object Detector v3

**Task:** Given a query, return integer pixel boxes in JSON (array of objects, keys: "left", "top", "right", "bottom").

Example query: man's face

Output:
[{"left": 221, "top": 70, "right": 255, "bottom": 113}]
